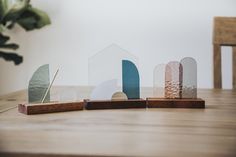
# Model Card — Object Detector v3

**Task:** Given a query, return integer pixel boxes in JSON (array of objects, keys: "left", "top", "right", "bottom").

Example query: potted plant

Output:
[{"left": 0, "top": 0, "right": 50, "bottom": 65}]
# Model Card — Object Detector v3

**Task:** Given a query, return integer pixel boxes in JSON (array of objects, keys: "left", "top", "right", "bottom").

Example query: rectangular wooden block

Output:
[
  {"left": 84, "top": 99, "right": 146, "bottom": 110},
  {"left": 146, "top": 98, "right": 205, "bottom": 108},
  {"left": 18, "top": 101, "right": 84, "bottom": 115}
]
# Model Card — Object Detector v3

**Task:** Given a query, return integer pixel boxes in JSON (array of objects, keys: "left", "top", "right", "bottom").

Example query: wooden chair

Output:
[{"left": 213, "top": 17, "right": 236, "bottom": 89}]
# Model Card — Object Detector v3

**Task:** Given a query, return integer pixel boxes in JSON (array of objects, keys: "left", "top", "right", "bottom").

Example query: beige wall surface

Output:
[{"left": 0, "top": 0, "right": 236, "bottom": 95}]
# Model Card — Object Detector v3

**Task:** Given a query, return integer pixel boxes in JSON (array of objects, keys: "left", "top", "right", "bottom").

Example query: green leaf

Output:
[
  {"left": 0, "top": 33, "right": 10, "bottom": 44},
  {"left": 0, "top": 24, "right": 4, "bottom": 32},
  {"left": 0, "top": 51, "right": 23, "bottom": 65},
  {"left": 17, "top": 6, "right": 50, "bottom": 31},
  {"left": 0, "top": 0, "right": 50, "bottom": 66},
  {"left": 6, "top": 21, "right": 15, "bottom": 29},
  {"left": 29, "top": 7, "right": 51, "bottom": 28},
  {"left": 0, "top": 0, "right": 29, "bottom": 21},
  {"left": 17, "top": 16, "right": 37, "bottom": 30},
  {"left": 0, "top": 0, "right": 7, "bottom": 20},
  {"left": 0, "top": 43, "right": 19, "bottom": 50}
]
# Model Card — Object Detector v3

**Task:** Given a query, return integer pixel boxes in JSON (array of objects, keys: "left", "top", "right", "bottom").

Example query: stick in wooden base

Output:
[
  {"left": 18, "top": 101, "right": 84, "bottom": 115},
  {"left": 146, "top": 98, "right": 205, "bottom": 108},
  {"left": 84, "top": 99, "right": 146, "bottom": 110}
]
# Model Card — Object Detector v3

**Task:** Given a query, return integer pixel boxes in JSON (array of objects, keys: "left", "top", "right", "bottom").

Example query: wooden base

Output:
[
  {"left": 18, "top": 101, "right": 84, "bottom": 115},
  {"left": 146, "top": 98, "right": 205, "bottom": 108},
  {"left": 84, "top": 99, "right": 146, "bottom": 110},
  {"left": 18, "top": 98, "right": 205, "bottom": 114}
]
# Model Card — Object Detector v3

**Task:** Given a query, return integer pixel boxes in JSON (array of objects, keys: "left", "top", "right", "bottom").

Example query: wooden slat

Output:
[
  {"left": 213, "top": 17, "right": 236, "bottom": 89},
  {"left": 213, "top": 17, "right": 236, "bottom": 45},
  {"left": 18, "top": 101, "right": 84, "bottom": 115},
  {"left": 233, "top": 46, "right": 236, "bottom": 89},
  {"left": 84, "top": 99, "right": 146, "bottom": 110},
  {"left": 213, "top": 44, "right": 222, "bottom": 88},
  {"left": 146, "top": 98, "right": 205, "bottom": 108}
]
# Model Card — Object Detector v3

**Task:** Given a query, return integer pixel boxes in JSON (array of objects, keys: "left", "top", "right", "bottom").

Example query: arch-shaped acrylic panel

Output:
[
  {"left": 122, "top": 60, "right": 140, "bottom": 99},
  {"left": 153, "top": 64, "right": 166, "bottom": 97},
  {"left": 165, "top": 61, "right": 183, "bottom": 98},
  {"left": 28, "top": 64, "right": 50, "bottom": 103},
  {"left": 88, "top": 44, "right": 138, "bottom": 88},
  {"left": 180, "top": 57, "right": 197, "bottom": 98}
]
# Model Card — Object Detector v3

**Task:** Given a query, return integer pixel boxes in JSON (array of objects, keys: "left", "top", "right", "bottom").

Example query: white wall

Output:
[{"left": 0, "top": 0, "right": 236, "bottom": 95}]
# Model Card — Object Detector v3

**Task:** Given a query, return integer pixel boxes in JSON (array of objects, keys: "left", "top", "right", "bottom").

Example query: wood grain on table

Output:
[{"left": 0, "top": 87, "right": 236, "bottom": 157}]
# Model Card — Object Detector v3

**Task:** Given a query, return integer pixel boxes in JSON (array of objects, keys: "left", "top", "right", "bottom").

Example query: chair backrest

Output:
[
  {"left": 213, "top": 17, "right": 236, "bottom": 89},
  {"left": 213, "top": 17, "right": 236, "bottom": 46}
]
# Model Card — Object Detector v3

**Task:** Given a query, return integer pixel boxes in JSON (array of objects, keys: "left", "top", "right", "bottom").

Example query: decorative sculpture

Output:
[
  {"left": 84, "top": 59, "right": 145, "bottom": 110},
  {"left": 18, "top": 44, "right": 205, "bottom": 114},
  {"left": 18, "top": 64, "right": 84, "bottom": 115},
  {"left": 147, "top": 57, "right": 205, "bottom": 108}
]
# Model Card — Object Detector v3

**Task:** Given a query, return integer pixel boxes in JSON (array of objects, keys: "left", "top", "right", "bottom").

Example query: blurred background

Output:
[{"left": 0, "top": 0, "right": 236, "bottom": 95}]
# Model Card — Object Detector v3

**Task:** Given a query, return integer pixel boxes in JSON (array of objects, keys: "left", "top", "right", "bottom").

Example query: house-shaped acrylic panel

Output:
[
  {"left": 122, "top": 60, "right": 140, "bottom": 99},
  {"left": 180, "top": 57, "right": 197, "bottom": 98},
  {"left": 28, "top": 64, "right": 50, "bottom": 103},
  {"left": 90, "top": 79, "right": 118, "bottom": 100},
  {"left": 153, "top": 64, "right": 166, "bottom": 97},
  {"left": 88, "top": 44, "right": 138, "bottom": 88},
  {"left": 165, "top": 61, "right": 183, "bottom": 98}
]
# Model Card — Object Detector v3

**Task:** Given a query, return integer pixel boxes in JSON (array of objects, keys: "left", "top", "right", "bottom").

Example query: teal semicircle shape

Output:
[
  {"left": 28, "top": 64, "right": 50, "bottom": 103},
  {"left": 122, "top": 60, "right": 140, "bottom": 99}
]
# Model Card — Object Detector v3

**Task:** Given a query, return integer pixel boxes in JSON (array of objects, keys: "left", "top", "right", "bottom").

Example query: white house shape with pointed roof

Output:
[{"left": 88, "top": 44, "right": 138, "bottom": 86}]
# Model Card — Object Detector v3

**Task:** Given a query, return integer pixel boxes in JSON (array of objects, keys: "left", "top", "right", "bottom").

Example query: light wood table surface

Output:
[{"left": 0, "top": 87, "right": 236, "bottom": 157}]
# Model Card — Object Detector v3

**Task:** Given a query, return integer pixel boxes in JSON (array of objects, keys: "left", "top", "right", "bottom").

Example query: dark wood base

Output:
[
  {"left": 18, "top": 101, "right": 84, "bottom": 115},
  {"left": 84, "top": 99, "right": 146, "bottom": 110},
  {"left": 146, "top": 98, "right": 205, "bottom": 108}
]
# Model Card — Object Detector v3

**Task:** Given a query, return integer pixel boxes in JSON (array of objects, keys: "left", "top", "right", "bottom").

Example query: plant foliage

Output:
[{"left": 0, "top": 0, "right": 50, "bottom": 65}]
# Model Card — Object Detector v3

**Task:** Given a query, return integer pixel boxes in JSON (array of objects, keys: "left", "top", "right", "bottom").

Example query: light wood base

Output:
[
  {"left": 84, "top": 99, "right": 146, "bottom": 110},
  {"left": 18, "top": 101, "right": 84, "bottom": 115},
  {"left": 146, "top": 98, "right": 205, "bottom": 108}
]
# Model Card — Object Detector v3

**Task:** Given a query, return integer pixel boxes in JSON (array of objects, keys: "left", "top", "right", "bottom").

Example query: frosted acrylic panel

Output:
[
  {"left": 28, "top": 64, "right": 50, "bottom": 103},
  {"left": 90, "top": 79, "right": 118, "bottom": 100},
  {"left": 59, "top": 88, "right": 78, "bottom": 102},
  {"left": 165, "top": 61, "right": 183, "bottom": 98},
  {"left": 122, "top": 60, "right": 140, "bottom": 99},
  {"left": 181, "top": 57, "right": 197, "bottom": 98},
  {"left": 88, "top": 44, "right": 138, "bottom": 87},
  {"left": 153, "top": 64, "right": 165, "bottom": 97}
]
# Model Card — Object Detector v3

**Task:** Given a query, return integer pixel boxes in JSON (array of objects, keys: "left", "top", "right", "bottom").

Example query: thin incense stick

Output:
[{"left": 41, "top": 69, "right": 59, "bottom": 103}]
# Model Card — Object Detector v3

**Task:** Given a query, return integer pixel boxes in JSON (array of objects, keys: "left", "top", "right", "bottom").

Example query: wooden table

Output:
[{"left": 0, "top": 87, "right": 236, "bottom": 157}]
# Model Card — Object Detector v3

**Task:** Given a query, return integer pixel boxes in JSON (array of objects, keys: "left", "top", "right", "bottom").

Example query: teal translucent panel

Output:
[
  {"left": 153, "top": 64, "right": 166, "bottom": 97},
  {"left": 180, "top": 57, "right": 197, "bottom": 98},
  {"left": 165, "top": 61, "right": 183, "bottom": 98},
  {"left": 122, "top": 60, "right": 140, "bottom": 99},
  {"left": 28, "top": 64, "right": 50, "bottom": 103}
]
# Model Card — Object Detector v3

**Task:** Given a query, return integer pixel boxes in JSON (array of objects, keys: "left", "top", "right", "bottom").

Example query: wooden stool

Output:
[{"left": 213, "top": 17, "right": 236, "bottom": 89}]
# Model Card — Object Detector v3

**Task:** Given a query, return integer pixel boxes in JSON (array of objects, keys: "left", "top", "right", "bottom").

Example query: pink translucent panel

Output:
[
  {"left": 165, "top": 61, "right": 183, "bottom": 98},
  {"left": 180, "top": 57, "right": 197, "bottom": 98},
  {"left": 153, "top": 64, "right": 165, "bottom": 97}
]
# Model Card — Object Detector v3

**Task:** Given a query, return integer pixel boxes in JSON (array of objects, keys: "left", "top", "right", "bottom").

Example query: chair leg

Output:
[
  {"left": 213, "top": 44, "right": 222, "bottom": 88},
  {"left": 233, "top": 46, "right": 236, "bottom": 89}
]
